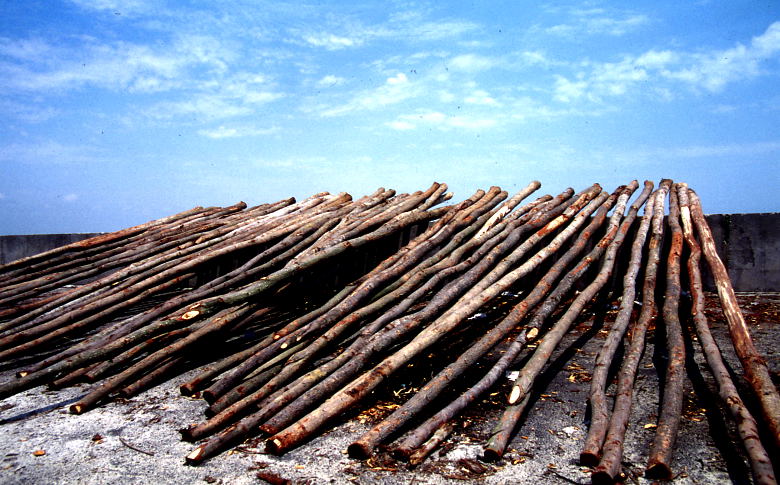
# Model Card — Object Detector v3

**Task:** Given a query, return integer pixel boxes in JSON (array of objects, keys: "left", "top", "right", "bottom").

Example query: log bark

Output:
[
  {"left": 362, "top": 184, "right": 641, "bottom": 460},
  {"left": 483, "top": 182, "right": 646, "bottom": 461},
  {"left": 689, "top": 190, "right": 780, "bottom": 450},
  {"left": 646, "top": 182, "right": 686, "bottom": 479},
  {"left": 260, "top": 185, "right": 604, "bottom": 457},
  {"left": 580, "top": 180, "right": 656, "bottom": 465},
  {"left": 591, "top": 181, "right": 670, "bottom": 483},
  {"left": 678, "top": 184, "right": 776, "bottom": 485}
]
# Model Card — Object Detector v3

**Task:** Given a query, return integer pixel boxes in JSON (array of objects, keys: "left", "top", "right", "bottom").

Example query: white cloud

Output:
[
  {"left": 543, "top": 8, "right": 650, "bottom": 37},
  {"left": 0, "top": 35, "right": 234, "bottom": 94},
  {"left": 552, "top": 22, "right": 780, "bottom": 103},
  {"left": 667, "top": 21, "right": 780, "bottom": 92},
  {"left": 449, "top": 54, "right": 495, "bottom": 72},
  {"left": 197, "top": 125, "right": 279, "bottom": 139},
  {"left": 317, "top": 75, "right": 346, "bottom": 87},
  {"left": 465, "top": 90, "right": 499, "bottom": 106},
  {"left": 147, "top": 95, "right": 253, "bottom": 120},
  {"left": 303, "top": 33, "right": 360, "bottom": 50},
  {"left": 320, "top": 72, "right": 418, "bottom": 116},
  {"left": 386, "top": 110, "right": 497, "bottom": 130}
]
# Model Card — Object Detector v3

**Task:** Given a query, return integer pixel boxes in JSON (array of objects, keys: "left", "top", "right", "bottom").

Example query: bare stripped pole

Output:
[
  {"left": 181, "top": 187, "right": 574, "bottom": 454},
  {"left": 679, "top": 184, "right": 776, "bottom": 485},
  {"left": 580, "top": 180, "right": 656, "bottom": 465},
  {"left": 689, "top": 190, "right": 780, "bottom": 450},
  {"left": 483, "top": 182, "right": 647, "bottom": 461},
  {"left": 646, "top": 183, "right": 686, "bottom": 479},
  {"left": 384, "top": 183, "right": 645, "bottom": 461},
  {"left": 252, "top": 185, "right": 604, "bottom": 459},
  {"left": 591, "top": 181, "right": 670, "bottom": 484},
  {"left": 0, "top": 200, "right": 451, "bottom": 400}
]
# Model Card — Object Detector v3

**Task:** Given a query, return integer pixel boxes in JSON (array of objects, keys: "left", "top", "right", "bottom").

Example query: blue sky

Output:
[{"left": 1, "top": 0, "right": 779, "bottom": 234}]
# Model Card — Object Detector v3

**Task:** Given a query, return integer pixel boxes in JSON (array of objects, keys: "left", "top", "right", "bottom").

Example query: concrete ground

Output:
[{"left": 0, "top": 292, "right": 777, "bottom": 484}]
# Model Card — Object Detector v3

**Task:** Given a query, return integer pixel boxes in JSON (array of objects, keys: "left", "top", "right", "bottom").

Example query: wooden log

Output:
[
  {"left": 678, "top": 184, "right": 776, "bottom": 485},
  {"left": 387, "top": 184, "right": 643, "bottom": 461},
  {"left": 483, "top": 182, "right": 645, "bottom": 461},
  {"left": 689, "top": 189, "right": 780, "bottom": 450},
  {"left": 646, "top": 182, "right": 686, "bottom": 479},
  {"left": 580, "top": 180, "right": 656, "bottom": 465},
  {"left": 591, "top": 181, "right": 670, "bottom": 483},
  {"left": 260, "top": 185, "right": 604, "bottom": 457}
]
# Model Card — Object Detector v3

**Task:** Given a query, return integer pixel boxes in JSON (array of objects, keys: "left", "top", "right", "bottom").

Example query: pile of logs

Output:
[{"left": 0, "top": 181, "right": 776, "bottom": 484}]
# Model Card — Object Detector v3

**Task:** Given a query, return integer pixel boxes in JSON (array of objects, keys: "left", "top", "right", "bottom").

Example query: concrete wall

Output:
[
  {"left": 1, "top": 213, "right": 777, "bottom": 291},
  {"left": 704, "top": 213, "right": 780, "bottom": 292},
  {"left": 0, "top": 234, "right": 102, "bottom": 265}
]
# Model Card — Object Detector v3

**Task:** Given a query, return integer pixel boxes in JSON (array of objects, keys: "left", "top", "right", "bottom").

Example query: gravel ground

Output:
[{"left": 1, "top": 292, "right": 777, "bottom": 484}]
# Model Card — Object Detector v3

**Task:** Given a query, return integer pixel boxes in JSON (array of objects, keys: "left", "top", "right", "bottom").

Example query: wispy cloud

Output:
[
  {"left": 317, "top": 75, "right": 347, "bottom": 87},
  {"left": 320, "top": 72, "right": 420, "bottom": 116},
  {"left": 0, "top": 34, "right": 233, "bottom": 94},
  {"left": 668, "top": 21, "right": 780, "bottom": 91},
  {"left": 197, "top": 125, "right": 280, "bottom": 139},
  {"left": 552, "top": 21, "right": 780, "bottom": 104},
  {"left": 543, "top": 7, "right": 650, "bottom": 37},
  {"left": 386, "top": 110, "right": 497, "bottom": 130}
]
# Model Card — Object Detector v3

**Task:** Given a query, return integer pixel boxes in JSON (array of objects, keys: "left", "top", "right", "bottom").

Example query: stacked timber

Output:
[{"left": 0, "top": 181, "right": 776, "bottom": 484}]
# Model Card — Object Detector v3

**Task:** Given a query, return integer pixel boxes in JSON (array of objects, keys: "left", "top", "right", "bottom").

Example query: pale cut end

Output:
[
  {"left": 16, "top": 371, "right": 28, "bottom": 378},
  {"left": 185, "top": 446, "right": 204, "bottom": 465},
  {"left": 280, "top": 342, "right": 288, "bottom": 349},
  {"left": 508, "top": 386, "right": 521, "bottom": 404},
  {"left": 181, "top": 310, "right": 200, "bottom": 320},
  {"left": 70, "top": 404, "right": 83, "bottom": 415},
  {"left": 526, "top": 327, "right": 539, "bottom": 340}
]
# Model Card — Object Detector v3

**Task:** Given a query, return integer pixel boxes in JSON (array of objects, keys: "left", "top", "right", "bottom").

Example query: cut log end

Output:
[
  {"left": 265, "top": 438, "right": 285, "bottom": 456},
  {"left": 69, "top": 404, "right": 84, "bottom": 415},
  {"left": 645, "top": 462, "right": 672, "bottom": 480},
  {"left": 347, "top": 442, "right": 372, "bottom": 460},
  {"left": 579, "top": 451, "right": 601, "bottom": 467},
  {"left": 180, "top": 427, "right": 197, "bottom": 443},
  {"left": 590, "top": 469, "right": 616, "bottom": 485},
  {"left": 16, "top": 371, "right": 28, "bottom": 378},
  {"left": 482, "top": 448, "right": 503, "bottom": 462},
  {"left": 201, "top": 390, "right": 218, "bottom": 405},
  {"left": 390, "top": 446, "right": 413, "bottom": 462},
  {"left": 185, "top": 446, "right": 205, "bottom": 466},
  {"left": 508, "top": 386, "right": 521, "bottom": 405}
]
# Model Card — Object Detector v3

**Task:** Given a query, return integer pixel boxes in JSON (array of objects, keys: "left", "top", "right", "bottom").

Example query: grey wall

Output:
[
  {"left": 704, "top": 213, "right": 780, "bottom": 292},
  {"left": 0, "top": 234, "right": 102, "bottom": 265},
  {"left": 1, "top": 213, "right": 778, "bottom": 291}
]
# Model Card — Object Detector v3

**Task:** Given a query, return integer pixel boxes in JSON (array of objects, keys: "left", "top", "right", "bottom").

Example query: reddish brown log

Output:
[
  {"left": 689, "top": 190, "right": 780, "bottom": 450},
  {"left": 591, "top": 182, "right": 670, "bottom": 482},
  {"left": 679, "top": 184, "right": 776, "bottom": 485},
  {"left": 580, "top": 180, "right": 657, "bottom": 465},
  {"left": 646, "top": 183, "right": 686, "bottom": 479}
]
